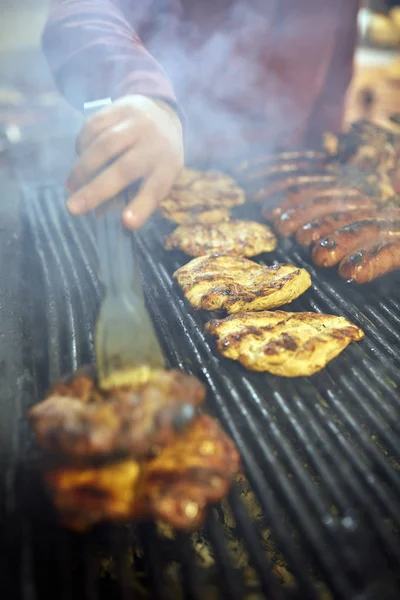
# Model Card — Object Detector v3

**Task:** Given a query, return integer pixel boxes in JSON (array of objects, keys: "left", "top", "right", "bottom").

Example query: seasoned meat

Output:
[
  {"left": 312, "top": 220, "right": 400, "bottom": 268},
  {"left": 45, "top": 460, "right": 142, "bottom": 531},
  {"left": 29, "top": 369, "right": 205, "bottom": 462},
  {"left": 239, "top": 160, "right": 326, "bottom": 184},
  {"left": 263, "top": 186, "right": 364, "bottom": 221},
  {"left": 165, "top": 220, "right": 277, "bottom": 258},
  {"left": 339, "top": 240, "right": 400, "bottom": 283},
  {"left": 273, "top": 194, "right": 374, "bottom": 237},
  {"left": 173, "top": 255, "right": 311, "bottom": 313},
  {"left": 45, "top": 415, "right": 240, "bottom": 532},
  {"left": 134, "top": 414, "right": 240, "bottom": 530},
  {"left": 160, "top": 168, "right": 245, "bottom": 224},
  {"left": 234, "top": 150, "right": 327, "bottom": 178},
  {"left": 247, "top": 174, "right": 338, "bottom": 204},
  {"left": 206, "top": 311, "right": 364, "bottom": 377},
  {"left": 295, "top": 208, "right": 400, "bottom": 247}
]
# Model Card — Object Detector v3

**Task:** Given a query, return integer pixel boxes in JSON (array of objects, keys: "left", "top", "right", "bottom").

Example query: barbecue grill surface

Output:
[{"left": 1, "top": 182, "right": 400, "bottom": 600}]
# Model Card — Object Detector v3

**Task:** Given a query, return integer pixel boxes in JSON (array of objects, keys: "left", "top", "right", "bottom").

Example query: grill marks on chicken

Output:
[
  {"left": 173, "top": 255, "right": 311, "bottom": 313},
  {"left": 29, "top": 369, "right": 240, "bottom": 531},
  {"left": 160, "top": 168, "right": 245, "bottom": 224},
  {"left": 44, "top": 415, "right": 240, "bottom": 532},
  {"left": 206, "top": 311, "right": 364, "bottom": 377},
  {"left": 29, "top": 369, "right": 205, "bottom": 462},
  {"left": 165, "top": 220, "right": 277, "bottom": 258}
]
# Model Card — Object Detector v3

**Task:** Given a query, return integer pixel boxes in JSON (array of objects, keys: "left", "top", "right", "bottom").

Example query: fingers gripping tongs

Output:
[{"left": 84, "top": 99, "right": 165, "bottom": 388}]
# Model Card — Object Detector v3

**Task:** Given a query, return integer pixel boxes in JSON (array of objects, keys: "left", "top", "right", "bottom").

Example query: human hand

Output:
[{"left": 66, "top": 95, "right": 184, "bottom": 229}]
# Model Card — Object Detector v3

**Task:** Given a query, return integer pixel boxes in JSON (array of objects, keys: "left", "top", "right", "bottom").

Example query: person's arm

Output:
[
  {"left": 43, "top": 0, "right": 184, "bottom": 229},
  {"left": 305, "top": 0, "right": 360, "bottom": 144},
  {"left": 42, "top": 0, "right": 178, "bottom": 111}
]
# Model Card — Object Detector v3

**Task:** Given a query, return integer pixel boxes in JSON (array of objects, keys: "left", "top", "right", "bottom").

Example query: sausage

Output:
[
  {"left": 339, "top": 240, "right": 400, "bottom": 284},
  {"left": 242, "top": 159, "right": 326, "bottom": 184},
  {"left": 312, "top": 220, "right": 400, "bottom": 268},
  {"left": 264, "top": 186, "right": 363, "bottom": 221},
  {"left": 273, "top": 194, "right": 373, "bottom": 237},
  {"left": 295, "top": 207, "right": 400, "bottom": 247},
  {"left": 234, "top": 150, "right": 326, "bottom": 177},
  {"left": 247, "top": 174, "right": 338, "bottom": 204}
]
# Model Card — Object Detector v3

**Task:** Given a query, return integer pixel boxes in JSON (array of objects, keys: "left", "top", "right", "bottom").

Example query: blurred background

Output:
[{"left": 0, "top": 0, "right": 400, "bottom": 176}]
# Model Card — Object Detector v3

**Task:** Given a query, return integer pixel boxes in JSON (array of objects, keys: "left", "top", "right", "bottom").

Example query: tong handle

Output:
[
  {"left": 96, "top": 204, "right": 144, "bottom": 300},
  {"left": 83, "top": 99, "right": 144, "bottom": 301}
]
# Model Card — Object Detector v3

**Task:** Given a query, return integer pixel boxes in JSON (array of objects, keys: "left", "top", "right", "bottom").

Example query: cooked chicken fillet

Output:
[
  {"left": 163, "top": 207, "right": 232, "bottom": 225},
  {"left": 206, "top": 311, "right": 364, "bottom": 377},
  {"left": 173, "top": 255, "right": 311, "bottom": 313},
  {"left": 45, "top": 415, "right": 240, "bottom": 532},
  {"left": 160, "top": 168, "right": 245, "bottom": 224},
  {"left": 165, "top": 221, "right": 277, "bottom": 257}
]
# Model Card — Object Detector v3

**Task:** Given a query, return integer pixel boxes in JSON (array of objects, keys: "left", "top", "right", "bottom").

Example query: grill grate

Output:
[{"left": 3, "top": 182, "right": 400, "bottom": 600}]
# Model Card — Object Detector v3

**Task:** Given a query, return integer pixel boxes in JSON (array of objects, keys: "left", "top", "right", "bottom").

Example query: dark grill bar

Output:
[{"left": 2, "top": 181, "right": 400, "bottom": 600}]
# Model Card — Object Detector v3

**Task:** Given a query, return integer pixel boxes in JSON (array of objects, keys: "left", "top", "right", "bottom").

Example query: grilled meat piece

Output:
[
  {"left": 134, "top": 414, "right": 240, "bottom": 530},
  {"left": 263, "top": 186, "right": 363, "bottom": 221},
  {"left": 45, "top": 415, "right": 240, "bottom": 532},
  {"left": 312, "top": 220, "right": 400, "bottom": 268},
  {"left": 296, "top": 207, "right": 400, "bottom": 247},
  {"left": 29, "top": 369, "right": 205, "bottom": 462},
  {"left": 173, "top": 255, "right": 311, "bottom": 313},
  {"left": 160, "top": 168, "right": 245, "bottom": 225},
  {"left": 247, "top": 174, "right": 338, "bottom": 204},
  {"left": 165, "top": 221, "right": 277, "bottom": 258},
  {"left": 239, "top": 159, "right": 326, "bottom": 184},
  {"left": 339, "top": 240, "right": 400, "bottom": 284},
  {"left": 206, "top": 311, "right": 364, "bottom": 377},
  {"left": 45, "top": 460, "right": 142, "bottom": 531},
  {"left": 234, "top": 150, "right": 327, "bottom": 178},
  {"left": 164, "top": 207, "right": 232, "bottom": 225},
  {"left": 273, "top": 194, "right": 375, "bottom": 237}
]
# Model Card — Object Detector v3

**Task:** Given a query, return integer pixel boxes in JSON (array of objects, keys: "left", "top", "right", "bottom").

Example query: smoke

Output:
[{"left": 136, "top": 0, "right": 359, "bottom": 166}]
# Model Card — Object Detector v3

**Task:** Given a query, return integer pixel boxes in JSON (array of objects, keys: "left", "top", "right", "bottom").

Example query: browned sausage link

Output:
[
  {"left": 274, "top": 194, "right": 372, "bottom": 237},
  {"left": 265, "top": 186, "right": 363, "bottom": 222},
  {"left": 242, "top": 160, "right": 327, "bottom": 183},
  {"left": 234, "top": 150, "right": 327, "bottom": 176},
  {"left": 339, "top": 240, "right": 400, "bottom": 283},
  {"left": 248, "top": 174, "right": 337, "bottom": 204},
  {"left": 312, "top": 220, "right": 400, "bottom": 268},
  {"left": 295, "top": 209, "right": 377, "bottom": 247},
  {"left": 296, "top": 207, "right": 400, "bottom": 247}
]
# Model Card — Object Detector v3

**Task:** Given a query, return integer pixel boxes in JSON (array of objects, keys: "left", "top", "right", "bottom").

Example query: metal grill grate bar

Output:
[{"left": 14, "top": 185, "right": 400, "bottom": 600}]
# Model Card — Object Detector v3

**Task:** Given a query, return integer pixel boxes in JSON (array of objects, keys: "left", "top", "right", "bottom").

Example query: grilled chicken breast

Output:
[
  {"left": 173, "top": 255, "right": 311, "bottom": 313},
  {"left": 165, "top": 220, "right": 277, "bottom": 257},
  {"left": 206, "top": 311, "right": 364, "bottom": 377},
  {"left": 160, "top": 168, "right": 245, "bottom": 224}
]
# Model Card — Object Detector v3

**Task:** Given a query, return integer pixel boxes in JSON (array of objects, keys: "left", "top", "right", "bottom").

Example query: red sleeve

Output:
[
  {"left": 305, "top": 0, "right": 361, "bottom": 143},
  {"left": 42, "top": 0, "right": 179, "bottom": 112}
]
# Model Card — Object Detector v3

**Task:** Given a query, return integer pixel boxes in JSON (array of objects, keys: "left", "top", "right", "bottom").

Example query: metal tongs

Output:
[{"left": 84, "top": 99, "right": 165, "bottom": 387}]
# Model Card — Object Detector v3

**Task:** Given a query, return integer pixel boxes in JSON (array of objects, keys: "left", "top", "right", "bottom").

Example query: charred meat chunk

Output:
[
  {"left": 45, "top": 415, "right": 240, "bottom": 532},
  {"left": 29, "top": 369, "right": 205, "bottom": 462}
]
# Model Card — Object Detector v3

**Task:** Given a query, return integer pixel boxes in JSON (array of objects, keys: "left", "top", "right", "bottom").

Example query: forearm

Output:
[{"left": 43, "top": 0, "right": 177, "bottom": 110}]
